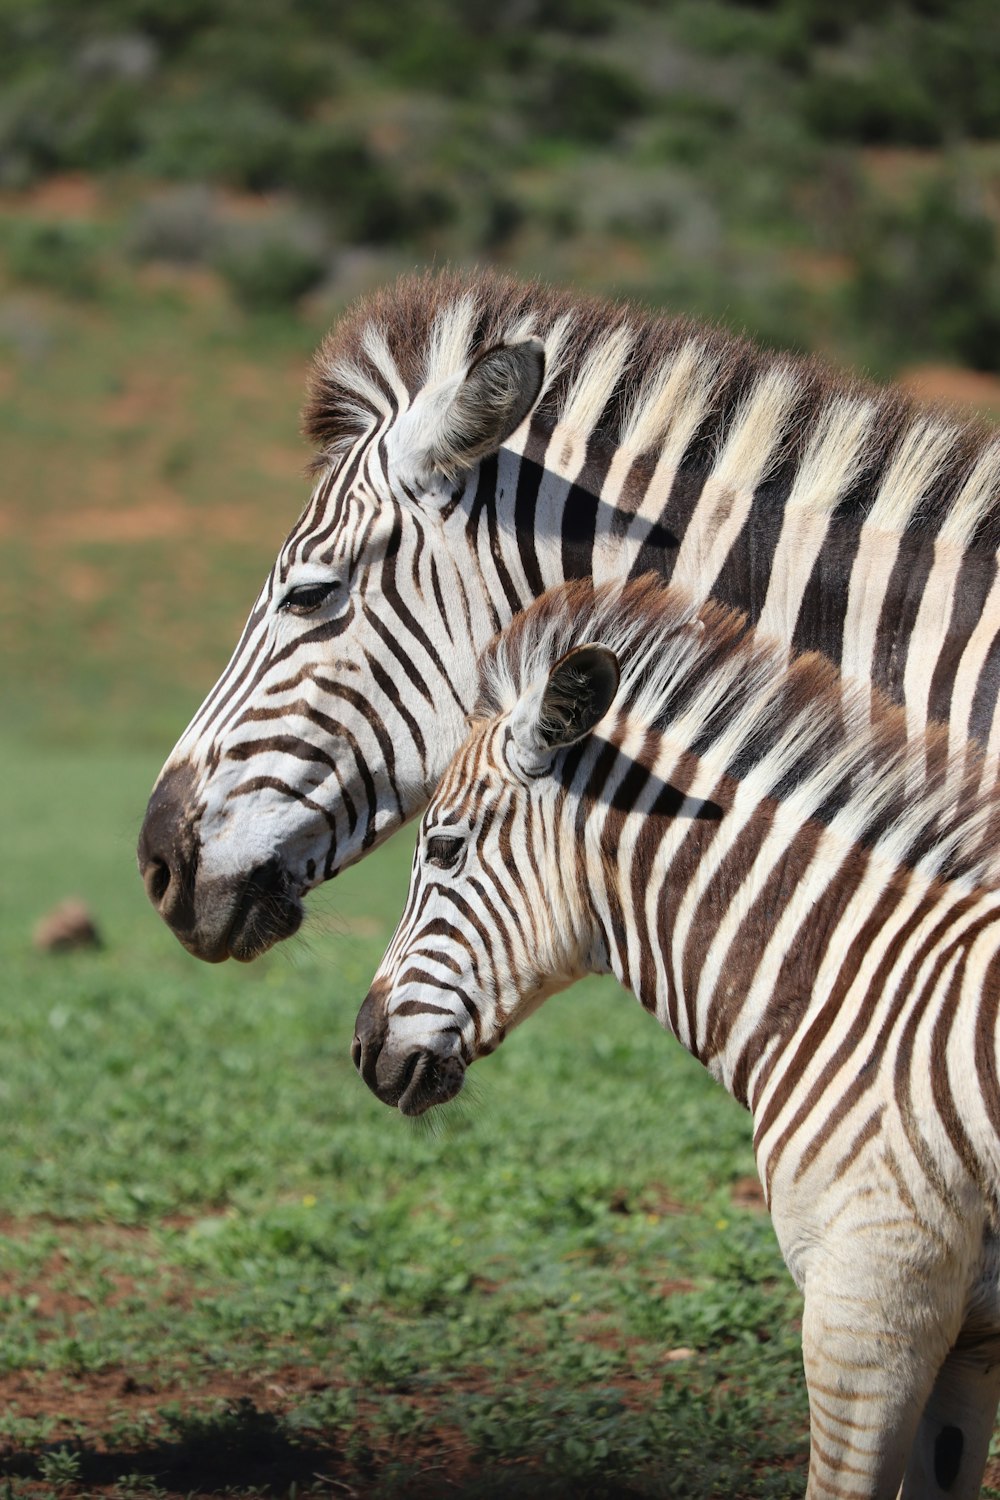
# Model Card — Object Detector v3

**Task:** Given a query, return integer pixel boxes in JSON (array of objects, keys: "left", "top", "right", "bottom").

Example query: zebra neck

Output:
[
  {"left": 475, "top": 423, "right": 998, "bottom": 753},
  {"left": 752, "top": 868, "right": 1000, "bottom": 1217},
  {"left": 588, "top": 762, "right": 1000, "bottom": 1114}
]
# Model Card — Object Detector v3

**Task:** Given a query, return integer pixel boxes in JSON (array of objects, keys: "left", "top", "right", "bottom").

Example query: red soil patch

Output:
[
  {"left": 0, "top": 1219, "right": 319, "bottom": 1444},
  {"left": 134, "top": 263, "right": 228, "bottom": 310},
  {"left": 648, "top": 1278, "right": 697, "bottom": 1300},
  {"left": 45, "top": 498, "right": 191, "bottom": 545},
  {"left": 65, "top": 562, "right": 107, "bottom": 605},
  {"left": 213, "top": 186, "right": 292, "bottom": 222},
  {"left": 103, "top": 369, "right": 191, "bottom": 430},
  {"left": 226, "top": 362, "right": 280, "bottom": 402},
  {"left": 898, "top": 363, "right": 1000, "bottom": 420},
  {"left": 730, "top": 1175, "right": 766, "bottom": 1212},
  {"left": 606, "top": 1182, "right": 688, "bottom": 1218},
  {"left": 0, "top": 1217, "right": 164, "bottom": 1245},
  {"left": 784, "top": 248, "right": 852, "bottom": 289},
  {"left": 0, "top": 173, "right": 105, "bottom": 221},
  {"left": 577, "top": 238, "right": 652, "bottom": 280},
  {"left": 860, "top": 146, "right": 942, "bottom": 197},
  {"left": 0, "top": 1362, "right": 328, "bottom": 1438},
  {"left": 0, "top": 1213, "right": 216, "bottom": 1323},
  {"left": 39, "top": 496, "right": 265, "bottom": 547},
  {"left": 258, "top": 442, "right": 310, "bottom": 480}
]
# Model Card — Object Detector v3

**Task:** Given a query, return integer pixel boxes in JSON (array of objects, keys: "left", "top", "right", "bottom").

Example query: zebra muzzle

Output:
[
  {"left": 353, "top": 980, "right": 467, "bottom": 1114},
  {"left": 225, "top": 859, "right": 302, "bottom": 961},
  {"left": 352, "top": 992, "right": 465, "bottom": 1114},
  {"left": 395, "top": 1051, "right": 465, "bottom": 1117}
]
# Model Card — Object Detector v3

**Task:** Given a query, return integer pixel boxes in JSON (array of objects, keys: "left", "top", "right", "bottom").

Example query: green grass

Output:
[
  {"left": 1, "top": 116, "right": 998, "bottom": 1486},
  {"left": 0, "top": 728, "right": 810, "bottom": 1496},
  {"left": 0, "top": 268, "right": 319, "bottom": 749},
  {"left": 0, "top": 271, "right": 996, "bottom": 1500}
]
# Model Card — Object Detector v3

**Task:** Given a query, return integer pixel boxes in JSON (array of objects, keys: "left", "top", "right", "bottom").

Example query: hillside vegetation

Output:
[
  {"left": 2, "top": 0, "right": 1000, "bottom": 366},
  {"left": 2, "top": 6, "right": 1000, "bottom": 1496}
]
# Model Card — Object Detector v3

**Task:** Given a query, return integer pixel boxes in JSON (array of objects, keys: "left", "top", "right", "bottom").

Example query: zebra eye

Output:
[
  {"left": 280, "top": 580, "right": 341, "bottom": 615},
  {"left": 425, "top": 834, "right": 464, "bottom": 870}
]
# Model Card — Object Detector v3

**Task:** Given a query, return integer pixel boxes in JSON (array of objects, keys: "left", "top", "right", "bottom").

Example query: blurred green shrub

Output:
[
  {"left": 288, "top": 129, "right": 396, "bottom": 235},
  {"left": 478, "top": 190, "right": 525, "bottom": 251},
  {"left": 213, "top": 222, "right": 328, "bottom": 311},
  {"left": 127, "top": 185, "right": 223, "bottom": 263},
  {"left": 674, "top": 0, "right": 808, "bottom": 63},
  {"left": 803, "top": 65, "right": 943, "bottom": 148},
  {"left": 2, "top": 219, "right": 103, "bottom": 297},
  {"left": 654, "top": 93, "right": 739, "bottom": 169},
  {"left": 802, "top": 2, "right": 1000, "bottom": 144},
  {"left": 269, "top": 124, "right": 454, "bottom": 246},
  {"left": 851, "top": 180, "right": 1000, "bottom": 370},
  {"left": 533, "top": 0, "right": 616, "bottom": 34},
  {"left": 527, "top": 54, "right": 647, "bottom": 145},
  {"left": 143, "top": 94, "right": 292, "bottom": 191},
  {"left": 0, "top": 0, "right": 998, "bottom": 375},
  {"left": 186, "top": 29, "right": 334, "bottom": 118},
  {"left": 382, "top": 27, "right": 488, "bottom": 98},
  {"left": 0, "top": 73, "right": 143, "bottom": 187}
]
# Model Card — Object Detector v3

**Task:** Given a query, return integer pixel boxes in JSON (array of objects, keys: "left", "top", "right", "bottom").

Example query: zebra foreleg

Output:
[
  {"left": 800, "top": 1285, "right": 947, "bottom": 1500},
  {"left": 898, "top": 1340, "right": 1000, "bottom": 1500}
]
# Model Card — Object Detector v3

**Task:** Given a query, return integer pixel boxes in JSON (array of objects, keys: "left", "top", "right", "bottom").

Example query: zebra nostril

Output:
[
  {"left": 397, "top": 1050, "right": 421, "bottom": 1096},
  {"left": 353, "top": 986, "right": 388, "bottom": 1089},
  {"left": 146, "top": 856, "right": 171, "bottom": 908}
]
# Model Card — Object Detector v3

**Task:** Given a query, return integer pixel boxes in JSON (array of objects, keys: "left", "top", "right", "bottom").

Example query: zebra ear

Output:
[
  {"left": 390, "top": 339, "right": 545, "bottom": 487},
  {"left": 511, "top": 644, "right": 621, "bottom": 766}
]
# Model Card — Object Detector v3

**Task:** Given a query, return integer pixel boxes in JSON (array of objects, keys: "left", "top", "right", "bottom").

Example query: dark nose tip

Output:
[
  {"left": 137, "top": 761, "right": 201, "bottom": 927},
  {"left": 353, "top": 986, "right": 388, "bottom": 1091},
  {"left": 143, "top": 853, "right": 171, "bottom": 907}
]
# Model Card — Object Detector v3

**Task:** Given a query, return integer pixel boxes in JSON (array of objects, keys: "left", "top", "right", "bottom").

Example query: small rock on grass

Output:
[{"left": 33, "top": 898, "right": 102, "bottom": 953}]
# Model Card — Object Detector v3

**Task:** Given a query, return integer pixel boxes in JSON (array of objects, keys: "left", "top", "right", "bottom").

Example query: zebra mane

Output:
[
  {"left": 474, "top": 575, "right": 1000, "bottom": 893},
  {"left": 305, "top": 268, "right": 1000, "bottom": 550}
]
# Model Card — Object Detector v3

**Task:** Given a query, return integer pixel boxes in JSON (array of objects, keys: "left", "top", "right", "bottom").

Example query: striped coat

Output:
[
  {"left": 355, "top": 575, "right": 1000, "bottom": 1500},
  {"left": 138, "top": 270, "right": 1000, "bottom": 969}
]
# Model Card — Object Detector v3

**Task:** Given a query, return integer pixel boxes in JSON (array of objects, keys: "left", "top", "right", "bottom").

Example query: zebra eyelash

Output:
[
  {"left": 424, "top": 834, "right": 466, "bottom": 870},
  {"left": 279, "top": 580, "right": 343, "bottom": 616}
]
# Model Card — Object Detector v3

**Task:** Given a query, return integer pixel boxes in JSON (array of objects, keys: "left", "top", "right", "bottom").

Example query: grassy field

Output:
[
  {"left": 0, "top": 727, "right": 815, "bottom": 1499},
  {"left": 0, "top": 265, "right": 820, "bottom": 1498},
  {"left": 1, "top": 103, "right": 1000, "bottom": 1498}
]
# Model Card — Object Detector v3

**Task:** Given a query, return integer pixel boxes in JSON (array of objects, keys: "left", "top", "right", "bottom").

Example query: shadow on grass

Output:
[{"left": 0, "top": 1397, "right": 653, "bottom": 1499}]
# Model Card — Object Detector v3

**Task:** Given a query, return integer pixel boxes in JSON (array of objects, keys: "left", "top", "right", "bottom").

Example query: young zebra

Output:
[
  {"left": 138, "top": 269, "right": 1000, "bottom": 967},
  {"left": 354, "top": 575, "right": 1000, "bottom": 1500}
]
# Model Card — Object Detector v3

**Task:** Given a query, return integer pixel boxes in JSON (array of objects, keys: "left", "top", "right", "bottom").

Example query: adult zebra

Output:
[
  {"left": 138, "top": 269, "right": 1000, "bottom": 963},
  {"left": 354, "top": 575, "right": 1000, "bottom": 1500}
]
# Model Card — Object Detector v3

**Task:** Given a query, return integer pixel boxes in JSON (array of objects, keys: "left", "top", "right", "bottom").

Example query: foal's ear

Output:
[
  {"left": 389, "top": 339, "right": 545, "bottom": 487},
  {"left": 511, "top": 644, "right": 621, "bottom": 766}
]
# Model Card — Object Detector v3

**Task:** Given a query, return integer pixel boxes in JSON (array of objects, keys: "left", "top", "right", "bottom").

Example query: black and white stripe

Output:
[
  {"left": 140, "top": 270, "right": 1000, "bottom": 961},
  {"left": 357, "top": 574, "right": 1000, "bottom": 1500}
]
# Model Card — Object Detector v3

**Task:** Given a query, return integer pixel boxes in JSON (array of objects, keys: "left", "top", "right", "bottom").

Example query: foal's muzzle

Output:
[{"left": 353, "top": 987, "right": 466, "bottom": 1116}]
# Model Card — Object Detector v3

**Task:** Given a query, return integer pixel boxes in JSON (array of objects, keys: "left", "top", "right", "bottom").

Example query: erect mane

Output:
[
  {"left": 474, "top": 575, "right": 1000, "bottom": 892},
  {"left": 304, "top": 268, "right": 1000, "bottom": 550}
]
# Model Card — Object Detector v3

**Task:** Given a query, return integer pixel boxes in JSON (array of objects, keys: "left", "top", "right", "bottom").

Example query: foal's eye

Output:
[
  {"left": 425, "top": 835, "right": 464, "bottom": 870},
  {"left": 280, "top": 580, "right": 341, "bottom": 615}
]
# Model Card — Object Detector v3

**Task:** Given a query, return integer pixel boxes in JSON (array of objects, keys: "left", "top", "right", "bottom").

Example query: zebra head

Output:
[
  {"left": 353, "top": 641, "right": 620, "bottom": 1115},
  {"left": 137, "top": 318, "right": 545, "bottom": 963}
]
